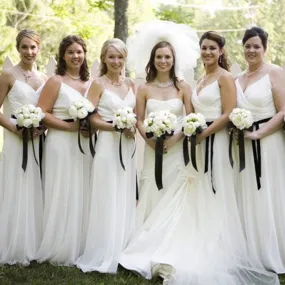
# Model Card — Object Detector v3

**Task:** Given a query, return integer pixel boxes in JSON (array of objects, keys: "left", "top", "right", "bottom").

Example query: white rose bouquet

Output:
[
  {"left": 69, "top": 98, "right": 97, "bottom": 156},
  {"left": 182, "top": 113, "right": 207, "bottom": 170},
  {"left": 144, "top": 110, "right": 177, "bottom": 190},
  {"left": 229, "top": 108, "right": 253, "bottom": 130},
  {"left": 14, "top": 104, "right": 45, "bottom": 172},
  {"left": 228, "top": 108, "right": 253, "bottom": 172},
  {"left": 15, "top": 104, "right": 45, "bottom": 128},
  {"left": 112, "top": 107, "right": 137, "bottom": 171},
  {"left": 113, "top": 107, "right": 137, "bottom": 130},
  {"left": 182, "top": 113, "right": 207, "bottom": 137},
  {"left": 144, "top": 110, "right": 177, "bottom": 139},
  {"left": 69, "top": 98, "right": 95, "bottom": 121}
]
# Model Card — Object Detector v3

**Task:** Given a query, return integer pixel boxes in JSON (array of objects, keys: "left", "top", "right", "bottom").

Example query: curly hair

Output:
[
  {"left": 145, "top": 41, "right": 179, "bottom": 90},
  {"left": 16, "top": 29, "right": 40, "bottom": 50},
  {"left": 55, "top": 35, "right": 89, "bottom": 81},
  {"left": 199, "top": 31, "right": 230, "bottom": 71},
  {"left": 99, "top": 38, "right": 127, "bottom": 76}
]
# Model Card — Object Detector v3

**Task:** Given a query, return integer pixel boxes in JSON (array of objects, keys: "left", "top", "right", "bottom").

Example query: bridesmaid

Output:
[
  {"left": 36, "top": 35, "right": 93, "bottom": 265},
  {"left": 235, "top": 27, "right": 285, "bottom": 273},
  {"left": 76, "top": 38, "right": 136, "bottom": 273},
  {"left": 0, "top": 29, "right": 46, "bottom": 265}
]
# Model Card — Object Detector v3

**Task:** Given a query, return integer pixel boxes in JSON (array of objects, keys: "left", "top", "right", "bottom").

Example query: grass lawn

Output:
[
  {"left": 0, "top": 262, "right": 284, "bottom": 285},
  {"left": 0, "top": 262, "right": 162, "bottom": 285}
]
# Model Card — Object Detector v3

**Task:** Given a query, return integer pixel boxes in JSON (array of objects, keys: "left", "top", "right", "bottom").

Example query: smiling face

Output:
[
  {"left": 18, "top": 37, "right": 39, "bottom": 65},
  {"left": 154, "top": 46, "right": 174, "bottom": 73},
  {"left": 63, "top": 42, "right": 85, "bottom": 70},
  {"left": 103, "top": 46, "right": 125, "bottom": 74},
  {"left": 200, "top": 38, "right": 222, "bottom": 67},
  {"left": 243, "top": 36, "right": 265, "bottom": 65}
]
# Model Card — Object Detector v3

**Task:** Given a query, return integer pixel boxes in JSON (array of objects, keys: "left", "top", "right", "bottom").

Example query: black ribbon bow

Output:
[
  {"left": 183, "top": 126, "right": 204, "bottom": 171},
  {"left": 12, "top": 115, "right": 41, "bottom": 172},
  {"left": 204, "top": 122, "right": 216, "bottom": 194},
  {"left": 107, "top": 121, "right": 136, "bottom": 171},
  {"left": 78, "top": 109, "right": 97, "bottom": 157},
  {"left": 228, "top": 122, "right": 246, "bottom": 172},
  {"left": 146, "top": 131, "right": 173, "bottom": 190}
]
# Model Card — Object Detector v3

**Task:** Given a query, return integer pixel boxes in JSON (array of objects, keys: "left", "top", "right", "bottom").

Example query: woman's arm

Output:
[
  {"left": 245, "top": 66, "right": 285, "bottom": 140},
  {"left": 0, "top": 71, "right": 23, "bottom": 136},
  {"left": 88, "top": 79, "right": 116, "bottom": 132},
  {"left": 37, "top": 76, "right": 78, "bottom": 132},
  {"left": 198, "top": 72, "right": 236, "bottom": 142},
  {"left": 164, "top": 81, "right": 194, "bottom": 150}
]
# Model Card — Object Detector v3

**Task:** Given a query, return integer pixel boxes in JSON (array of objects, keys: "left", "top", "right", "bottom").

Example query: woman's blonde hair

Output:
[
  {"left": 99, "top": 38, "right": 128, "bottom": 76},
  {"left": 16, "top": 29, "right": 40, "bottom": 50}
]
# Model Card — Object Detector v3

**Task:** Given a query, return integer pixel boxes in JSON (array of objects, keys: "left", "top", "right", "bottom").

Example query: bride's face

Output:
[
  {"left": 104, "top": 46, "right": 125, "bottom": 74},
  {"left": 154, "top": 47, "right": 174, "bottom": 73}
]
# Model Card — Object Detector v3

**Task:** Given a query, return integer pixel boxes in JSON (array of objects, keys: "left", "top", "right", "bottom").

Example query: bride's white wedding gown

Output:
[
  {"left": 0, "top": 80, "right": 43, "bottom": 265},
  {"left": 136, "top": 98, "right": 185, "bottom": 227},
  {"left": 120, "top": 85, "right": 279, "bottom": 285},
  {"left": 235, "top": 74, "right": 285, "bottom": 273}
]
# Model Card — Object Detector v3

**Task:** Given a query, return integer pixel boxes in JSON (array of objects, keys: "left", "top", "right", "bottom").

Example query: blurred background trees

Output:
[{"left": 0, "top": 0, "right": 284, "bottom": 74}]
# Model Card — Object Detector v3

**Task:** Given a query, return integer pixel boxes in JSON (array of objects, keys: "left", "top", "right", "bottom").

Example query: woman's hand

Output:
[
  {"left": 123, "top": 128, "right": 135, "bottom": 139},
  {"left": 244, "top": 130, "right": 261, "bottom": 140},
  {"left": 68, "top": 120, "right": 79, "bottom": 132},
  {"left": 11, "top": 125, "right": 23, "bottom": 138},
  {"left": 163, "top": 133, "right": 182, "bottom": 152}
]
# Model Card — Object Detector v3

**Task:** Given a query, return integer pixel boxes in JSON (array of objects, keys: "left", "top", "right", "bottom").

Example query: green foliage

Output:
[{"left": 154, "top": 0, "right": 285, "bottom": 76}]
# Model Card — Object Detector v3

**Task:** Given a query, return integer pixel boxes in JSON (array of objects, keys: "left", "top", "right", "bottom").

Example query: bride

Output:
[
  {"left": 120, "top": 22, "right": 280, "bottom": 285},
  {"left": 131, "top": 21, "right": 199, "bottom": 227}
]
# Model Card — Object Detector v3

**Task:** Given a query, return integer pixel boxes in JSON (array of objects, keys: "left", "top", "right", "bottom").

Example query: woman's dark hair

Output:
[
  {"left": 145, "top": 41, "right": 179, "bottom": 90},
  {"left": 242, "top": 27, "right": 268, "bottom": 50},
  {"left": 199, "top": 31, "right": 230, "bottom": 71},
  {"left": 55, "top": 35, "right": 89, "bottom": 81}
]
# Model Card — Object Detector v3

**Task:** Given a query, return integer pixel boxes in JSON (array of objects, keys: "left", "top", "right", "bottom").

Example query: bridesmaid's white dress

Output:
[
  {"left": 236, "top": 74, "right": 285, "bottom": 273},
  {"left": 76, "top": 88, "right": 136, "bottom": 273},
  {"left": 0, "top": 80, "right": 43, "bottom": 265},
  {"left": 119, "top": 83, "right": 280, "bottom": 285},
  {"left": 136, "top": 98, "right": 184, "bottom": 228},
  {"left": 36, "top": 82, "right": 93, "bottom": 265}
]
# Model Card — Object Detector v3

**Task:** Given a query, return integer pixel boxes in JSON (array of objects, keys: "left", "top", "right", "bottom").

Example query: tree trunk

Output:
[{"left": 114, "top": 0, "right": 128, "bottom": 43}]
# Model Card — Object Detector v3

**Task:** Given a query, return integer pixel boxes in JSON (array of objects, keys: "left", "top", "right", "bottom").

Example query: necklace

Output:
[
  {"left": 18, "top": 65, "right": 33, "bottom": 83},
  {"left": 66, "top": 71, "right": 81, "bottom": 80},
  {"left": 245, "top": 64, "right": 264, "bottom": 77},
  {"left": 104, "top": 75, "right": 124, "bottom": 86},
  {"left": 153, "top": 79, "right": 174, "bottom": 88},
  {"left": 199, "top": 70, "right": 218, "bottom": 89}
]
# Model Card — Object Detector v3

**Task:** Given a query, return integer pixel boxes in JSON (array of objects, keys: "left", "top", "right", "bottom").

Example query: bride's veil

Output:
[{"left": 126, "top": 20, "right": 200, "bottom": 79}]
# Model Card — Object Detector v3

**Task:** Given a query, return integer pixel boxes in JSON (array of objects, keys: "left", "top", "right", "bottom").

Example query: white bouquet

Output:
[
  {"left": 229, "top": 108, "right": 253, "bottom": 130},
  {"left": 182, "top": 113, "right": 207, "bottom": 136},
  {"left": 144, "top": 110, "right": 177, "bottom": 138},
  {"left": 69, "top": 98, "right": 95, "bottom": 120},
  {"left": 15, "top": 104, "right": 45, "bottom": 128},
  {"left": 113, "top": 107, "right": 137, "bottom": 130}
]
